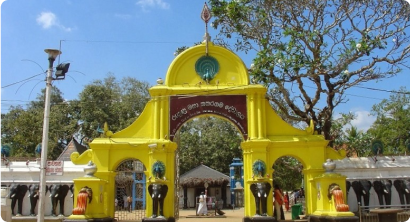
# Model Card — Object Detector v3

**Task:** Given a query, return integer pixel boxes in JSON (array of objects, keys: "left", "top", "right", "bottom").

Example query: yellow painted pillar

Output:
[
  {"left": 159, "top": 95, "right": 166, "bottom": 139},
  {"left": 257, "top": 94, "right": 263, "bottom": 139},
  {"left": 68, "top": 177, "right": 109, "bottom": 220},
  {"left": 309, "top": 160, "right": 355, "bottom": 217},
  {"left": 241, "top": 140, "right": 273, "bottom": 217},
  {"left": 146, "top": 142, "right": 177, "bottom": 219},
  {"left": 153, "top": 97, "right": 159, "bottom": 139},
  {"left": 248, "top": 93, "right": 256, "bottom": 140}
]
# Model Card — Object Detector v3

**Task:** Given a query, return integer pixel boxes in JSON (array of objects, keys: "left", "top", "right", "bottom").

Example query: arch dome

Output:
[{"left": 165, "top": 42, "right": 250, "bottom": 86}]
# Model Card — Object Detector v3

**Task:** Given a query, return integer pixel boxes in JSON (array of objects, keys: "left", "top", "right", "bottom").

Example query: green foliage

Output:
[
  {"left": 367, "top": 87, "right": 410, "bottom": 155},
  {"left": 78, "top": 73, "right": 150, "bottom": 139},
  {"left": 176, "top": 116, "right": 243, "bottom": 175},
  {"left": 1, "top": 74, "right": 150, "bottom": 159},
  {"left": 273, "top": 157, "right": 303, "bottom": 191},
  {"left": 209, "top": 0, "right": 410, "bottom": 141},
  {"left": 329, "top": 87, "right": 410, "bottom": 157},
  {"left": 1, "top": 86, "right": 78, "bottom": 159}
]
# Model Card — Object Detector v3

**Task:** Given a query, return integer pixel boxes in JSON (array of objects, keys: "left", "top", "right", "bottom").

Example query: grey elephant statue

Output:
[
  {"left": 393, "top": 179, "right": 410, "bottom": 207},
  {"left": 28, "top": 184, "right": 47, "bottom": 216},
  {"left": 49, "top": 184, "right": 70, "bottom": 216},
  {"left": 148, "top": 183, "right": 168, "bottom": 218},
  {"left": 69, "top": 184, "right": 74, "bottom": 207},
  {"left": 8, "top": 184, "right": 28, "bottom": 216},
  {"left": 373, "top": 180, "right": 392, "bottom": 208},
  {"left": 352, "top": 180, "right": 372, "bottom": 208},
  {"left": 346, "top": 181, "right": 351, "bottom": 195},
  {"left": 250, "top": 182, "right": 272, "bottom": 216}
]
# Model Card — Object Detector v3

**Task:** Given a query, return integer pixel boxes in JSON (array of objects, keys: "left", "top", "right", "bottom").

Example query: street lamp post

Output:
[{"left": 37, "top": 49, "right": 61, "bottom": 222}]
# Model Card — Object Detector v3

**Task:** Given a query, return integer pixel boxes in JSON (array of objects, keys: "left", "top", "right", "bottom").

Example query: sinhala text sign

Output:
[
  {"left": 46, "top": 160, "right": 64, "bottom": 176},
  {"left": 169, "top": 95, "right": 248, "bottom": 140}
]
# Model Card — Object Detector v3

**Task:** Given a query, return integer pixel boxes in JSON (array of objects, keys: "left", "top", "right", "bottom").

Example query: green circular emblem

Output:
[{"left": 195, "top": 56, "right": 219, "bottom": 82}]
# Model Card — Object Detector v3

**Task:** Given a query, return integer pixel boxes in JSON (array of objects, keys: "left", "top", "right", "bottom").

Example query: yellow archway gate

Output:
[{"left": 67, "top": 41, "right": 357, "bottom": 222}]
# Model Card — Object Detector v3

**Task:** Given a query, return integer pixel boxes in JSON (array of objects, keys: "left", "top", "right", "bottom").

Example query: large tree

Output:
[
  {"left": 273, "top": 157, "right": 303, "bottom": 191},
  {"left": 77, "top": 73, "right": 151, "bottom": 140},
  {"left": 1, "top": 87, "right": 78, "bottom": 159},
  {"left": 209, "top": 0, "right": 410, "bottom": 140},
  {"left": 367, "top": 87, "right": 410, "bottom": 154},
  {"left": 176, "top": 116, "right": 243, "bottom": 175}
]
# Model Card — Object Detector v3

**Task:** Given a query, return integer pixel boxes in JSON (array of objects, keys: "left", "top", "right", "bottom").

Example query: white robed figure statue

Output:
[{"left": 197, "top": 191, "right": 208, "bottom": 216}]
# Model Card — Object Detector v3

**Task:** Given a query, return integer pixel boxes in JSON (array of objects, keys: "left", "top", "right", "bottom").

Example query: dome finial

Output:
[{"left": 201, "top": 2, "right": 212, "bottom": 56}]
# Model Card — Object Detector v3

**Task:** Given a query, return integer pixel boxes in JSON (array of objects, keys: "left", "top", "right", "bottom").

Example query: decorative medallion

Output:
[
  {"left": 371, "top": 140, "right": 383, "bottom": 155},
  {"left": 252, "top": 159, "right": 266, "bottom": 178},
  {"left": 152, "top": 160, "right": 166, "bottom": 179},
  {"left": 195, "top": 56, "right": 219, "bottom": 82}
]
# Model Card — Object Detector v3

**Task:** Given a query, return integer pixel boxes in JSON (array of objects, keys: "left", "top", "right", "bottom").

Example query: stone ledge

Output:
[
  {"left": 243, "top": 216, "right": 277, "bottom": 222},
  {"left": 309, "top": 215, "right": 359, "bottom": 222}
]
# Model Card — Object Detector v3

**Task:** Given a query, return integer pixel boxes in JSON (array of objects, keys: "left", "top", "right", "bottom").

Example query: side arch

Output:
[{"left": 114, "top": 159, "right": 147, "bottom": 221}]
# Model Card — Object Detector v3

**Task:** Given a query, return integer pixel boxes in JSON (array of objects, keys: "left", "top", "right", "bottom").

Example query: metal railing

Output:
[{"left": 358, "top": 205, "right": 410, "bottom": 222}]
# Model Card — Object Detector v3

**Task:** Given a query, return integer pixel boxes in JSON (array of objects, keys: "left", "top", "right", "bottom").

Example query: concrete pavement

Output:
[{"left": 177, "top": 208, "right": 296, "bottom": 222}]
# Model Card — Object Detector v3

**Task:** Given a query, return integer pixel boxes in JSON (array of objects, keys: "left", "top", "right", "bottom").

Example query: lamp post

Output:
[{"left": 37, "top": 49, "right": 61, "bottom": 222}]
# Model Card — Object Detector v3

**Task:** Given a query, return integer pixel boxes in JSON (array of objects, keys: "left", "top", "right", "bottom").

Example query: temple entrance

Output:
[
  {"left": 68, "top": 39, "right": 353, "bottom": 222},
  {"left": 114, "top": 159, "right": 146, "bottom": 221},
  {"left": 272, "top": 156, "right": 305, "bottom": 220},
  {"left": 175, "top": 116, "right": 243, "bottom": 212}
]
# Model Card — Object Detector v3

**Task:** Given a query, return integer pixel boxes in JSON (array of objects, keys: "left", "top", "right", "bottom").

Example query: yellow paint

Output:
[
  {"left": 69, "top": 41, "right": 352, "bottom": 219},
  {"left": 310, "top": 173, "right": 355, "bottom": 217}
]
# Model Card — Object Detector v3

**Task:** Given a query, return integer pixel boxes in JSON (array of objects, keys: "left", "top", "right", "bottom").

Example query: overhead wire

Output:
[{"left": 1, "top": 82, "right": 405, "bottom": 112}]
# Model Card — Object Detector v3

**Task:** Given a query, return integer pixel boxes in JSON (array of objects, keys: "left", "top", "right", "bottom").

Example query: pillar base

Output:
[
  {"left": 142, "top": 217, "right": 175, "bottom": 222},
  {"left": 309, "top": 215, "right": 359, "bottom": 222},
  {"left": 63, "top": 217, "right": 114, "bottom": 222},
  {"left": 243, "top": 216, "right": 277, "bottom": 222}
]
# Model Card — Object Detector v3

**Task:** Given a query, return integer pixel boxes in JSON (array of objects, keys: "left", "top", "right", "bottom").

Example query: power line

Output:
[
  {"left": 354, "top": 86, "right": 410, "bottom": 95},
  {"left": 1, "top": 72, "right": 45, "bottom": 89}
]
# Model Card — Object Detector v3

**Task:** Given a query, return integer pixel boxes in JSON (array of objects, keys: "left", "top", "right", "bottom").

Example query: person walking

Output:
[{"left": 273, "top": 185, "right": 285, "bottom": 220}]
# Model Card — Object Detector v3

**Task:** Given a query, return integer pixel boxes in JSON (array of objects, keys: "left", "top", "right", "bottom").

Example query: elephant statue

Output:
[
  {"left": 393, "top": 179, "right": 410, "bottom": 207},
  {"left": 49, "top": 184, "right": 70, "bottom": 216},
  {"left": 72, "top": 186, "right": 93, "bottom": 215},
  {"left": 250, "top": 182, "right": 271, "bottom": 216},
  {"left": 327, "top": 183, "right": 349, "bottom": 212},
  {"left": 69, "top": 184, "right": 74, "bottom": 197},
  {"left": 8, "top": 184, "right": 28, "bottom": 216},
  {"left": 346, "top": 181, "right": 351, "bottom": 195},
  {"left": 148, "top": 183, "right": 168, "bottom": 218},
  {"left": 69, "top": 184, "right": 74, "bottom": 207},
  {"left": 373, "top": 180, "right": 392, "bottom": 208},
  {"left": 351, "top": 180, "right": 372, "bottom": 208},
  {"left": 28, "top": 184, "right": 46, "bottom": 216}
]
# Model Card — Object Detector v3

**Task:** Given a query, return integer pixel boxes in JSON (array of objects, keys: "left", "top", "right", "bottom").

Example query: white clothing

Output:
[
  {"left": 274, "top": 201, "right": 282, "bottom": 219},
  {"left": 197, "top": 194, "right": 207, "bottom": 215}
]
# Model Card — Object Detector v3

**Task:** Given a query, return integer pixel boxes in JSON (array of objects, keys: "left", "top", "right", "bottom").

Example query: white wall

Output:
[
  {"left": 1, "top": 160, "right": 84, "bottom": 216},
  {"left": 335, "top": 156, "right": 410, "bottom": 211}
]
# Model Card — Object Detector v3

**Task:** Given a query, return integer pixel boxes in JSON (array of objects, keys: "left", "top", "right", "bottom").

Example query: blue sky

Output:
[{"left": 1, "top": 0, "right": 409, "bottom": 132}]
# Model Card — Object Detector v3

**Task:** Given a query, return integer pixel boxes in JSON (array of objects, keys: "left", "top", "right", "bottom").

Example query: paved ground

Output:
[{"left": 177, "top": 208, "right": 295, "bottom": 222}]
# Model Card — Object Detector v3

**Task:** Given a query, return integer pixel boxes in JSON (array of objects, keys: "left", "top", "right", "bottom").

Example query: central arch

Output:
[{"left": 68, "top": 41, "right": 353, "bottom": 221}]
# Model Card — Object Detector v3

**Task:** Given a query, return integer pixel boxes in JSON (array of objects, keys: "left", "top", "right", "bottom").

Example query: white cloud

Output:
[
  {"left": 36, "top": 11, "right": 72, "bottom": 32},
  {"left": 136, "top": 0, "right": 170, "bottom": 11},
  {"left": 350, "top": 109, "right": 376, "bottom": 132}
]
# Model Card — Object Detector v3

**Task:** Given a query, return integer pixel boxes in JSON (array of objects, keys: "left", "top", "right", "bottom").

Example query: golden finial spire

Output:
[{"left": 201, "top": 2, "right": 212, "bottom": 55}]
